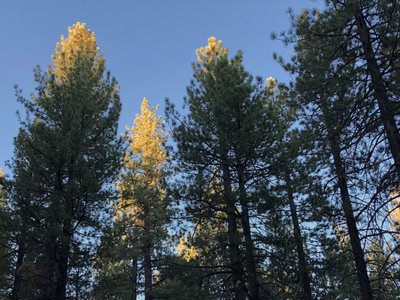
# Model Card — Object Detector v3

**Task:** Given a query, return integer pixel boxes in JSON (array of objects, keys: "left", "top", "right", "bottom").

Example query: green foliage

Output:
[
  {"left": 3, "top": 3, "right": 400, "bottom": 299},
  {"left": 152, "top": 254, "right": 223, "bottom": 299},
  {"left": 166, "top": 36, "right": 289, "bottom": 298},
  {"left": 92, "top": 224, "right": 139, "bottom": 299},
  {"left": 275, "top": 1, "right": 400, "bottom": 298},
  {"left": 93, "top": 98, "right": 170, "bottom": 299},
  {"left": 9, "top": 22, "right": 122, "bottom": 298},
  {"left": 0, "top": 170, "right": 12, "bottom": 297}
]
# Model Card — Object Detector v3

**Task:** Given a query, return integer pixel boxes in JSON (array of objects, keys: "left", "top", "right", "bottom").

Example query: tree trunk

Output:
[
  {"left": 328, "top": 131, "right": 373, "bottom": 300},
  {"left": 222, "top": 160, "right": 246, "bottom": 299},
  {"left": 285, "top": 173, "right": 313, "bottom": 300},
  {"left": 10, "top": 239, "right": 25, "bottom": 300},
  {"left": 354, "top": 6, "right": 400, "bottom": 176},
  {"left": 144, "top": 208, "right": 152, "bottom": 300},
  {"left": 238, "top": 165, "right": 260, "bottom": 300},
  {"left": 55, "top": 234, "right": 71, "bottom": 300},
  {"left": 130, "top": 257, "right": 138, "bottom": 300}
]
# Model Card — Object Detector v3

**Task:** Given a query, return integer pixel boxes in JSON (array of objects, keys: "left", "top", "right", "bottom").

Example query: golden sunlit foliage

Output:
[
  {"left": 96, "top": 98, "right": 169, "bottom": 299},
  {"left": 174, "top": 235, "right": 197, "bottom": 262},
  {"left": 265, "top": 76, "right": 278, "bottom": 94},
  {"left": 113, "top": 97, "right": 169, "bottom": 299},
  {"left": 388, "top": 190, "right": 400, "bottom": 243},
  {"left": 9, "top": 21, "right": 123, "bottom": 299},
  {"left": 51, "top": 22, "right": 104, "bottom": 83},
  {"left": 116, "top": 98, "right": 168, "bottom": 219},
  {"left": 6, "top": 2, "right": 400, "bottom": 297},
  {"left": 127, "top": 98, "right": 167, "bottom": 173},
  {"left": 196, "top": 36, "right": 228, "bottom": 64}
]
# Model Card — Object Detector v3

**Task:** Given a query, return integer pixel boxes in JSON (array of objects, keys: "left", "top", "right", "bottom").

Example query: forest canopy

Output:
[{"left": 1, "top": 1, "right": 400, "bottom": 299}]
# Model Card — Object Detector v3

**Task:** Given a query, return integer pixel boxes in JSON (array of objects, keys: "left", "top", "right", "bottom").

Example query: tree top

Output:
[
  {"left": 196, "top": 36, "right": 228, "bottom": 64},
  {"left": 51, "top": 22, "right": 103, "bottom": 82}
]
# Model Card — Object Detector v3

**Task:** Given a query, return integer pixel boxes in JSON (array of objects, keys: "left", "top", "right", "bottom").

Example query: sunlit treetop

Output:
[
  {"left": 50, "top": 22, "right": 104, "bottom": 83},
  {"left": 115, "top": 98, "right": 168, "bottom": 221},
  {"left": 196, "top": 36, "right": 229, "bottom": 64},
  {"left": 125, "top": 97, "right": 167, "bottom": 172},
  {"left": 265, "top": 76, "right": 278, "bottom": 94}
]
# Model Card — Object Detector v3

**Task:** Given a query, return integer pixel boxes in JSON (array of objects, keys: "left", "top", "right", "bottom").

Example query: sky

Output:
[{"left": 0, "top": 0, "right": 325, "bottom": 175}]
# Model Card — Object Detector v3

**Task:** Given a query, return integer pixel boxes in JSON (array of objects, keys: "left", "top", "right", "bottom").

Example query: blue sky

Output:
[{"left": 0, "top": 0, "right": 324, "bottom": 174}]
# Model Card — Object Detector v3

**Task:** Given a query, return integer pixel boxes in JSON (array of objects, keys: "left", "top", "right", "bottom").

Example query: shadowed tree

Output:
[{"left": 167, "top": 37, "right": 283, "bottom": 299}]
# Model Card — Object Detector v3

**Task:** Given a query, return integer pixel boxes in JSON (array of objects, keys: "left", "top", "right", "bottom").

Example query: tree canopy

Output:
[{"left": 2, "top": 3, "right": 400, "bottom": 298}]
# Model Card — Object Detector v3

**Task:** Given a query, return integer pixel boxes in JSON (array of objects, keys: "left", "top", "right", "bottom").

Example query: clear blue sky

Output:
[{"left": 0, "top": 0, "right": 324, "bottom": 174}]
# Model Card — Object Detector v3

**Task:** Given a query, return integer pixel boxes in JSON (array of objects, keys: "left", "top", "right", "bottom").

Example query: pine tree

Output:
[
  {"left": 276, "top": 5, "right": 390, "bottom": 298},
  {"left": 367, "top": 237, "right": 400, "bottom": 299},
  {"left": 10, "top": 22, "right": 122, "bottom": 299},
  {"left": 254, "top": 80, "right": 322, "bottom": 299},
  {"left": 276, "top": 10, "right": 400, "bottom": 295},
  {"left": 0, "top": 169, "right": 12, "bottom": 297},
  {"left": 276, "top": 131, "right": 313, "bottom": 299},
  {"left": 348, "top": 0, "right": 400, "bottom": 176},
  {"left": 167, "top": 37, "right": 281, "bottom": 299},
  {"left": 113, "top": 98, "right": 169, "bottom": 300},
  {"left": 93, "top": 222, "right": 140, "bottom": 299},
  {"left": 169, "top": 176, "right": 235, "bottom": 299}
]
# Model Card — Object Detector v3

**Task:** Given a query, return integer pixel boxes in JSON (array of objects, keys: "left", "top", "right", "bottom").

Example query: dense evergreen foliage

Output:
[
  {"left": 4, "top": 23, "right": 122, "bottom": 299},
  {"left": 1, "top": 1, "right": 400, "bottom": 298}
]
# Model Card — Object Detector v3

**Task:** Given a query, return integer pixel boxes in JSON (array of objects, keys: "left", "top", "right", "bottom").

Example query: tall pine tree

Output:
[
  {"left": 98, "top": 98, "right": 170, "bottom": 300},
  {"left": 167, "top": 37, "right": 281, "bottom": 299},
  {"left": 10, "top": 22, "right": 122, "bottom": 299}
]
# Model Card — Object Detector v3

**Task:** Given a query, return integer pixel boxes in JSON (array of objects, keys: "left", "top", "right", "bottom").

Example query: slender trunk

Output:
[
  {"left": 222, "top": 160, "right": 246, "bottom": 299},
  {"left": 354, "top": 7, "right": 400, "bottom": 176},
  {"left": 285, "top": 173, "right": 312, "bottom": 300},
  {"left": 55, "top": 234, "right": 71, "bottom": 300},
  {"left": 328, "top": 131, "right": 373, "bottom": 300},
  {"left": 144, "top": 207, "right": 152, "bottom": 300},
  {"left": 237, "top": 165, "right": 260, "bottom": 300},
  {"left": 130, "top": 257, "right": 138, "bottom": 300},
  {"left": 55, "top": 170, "right": 72, "bottom": 300},
  {"left": 10, "top": 239, "right": 25, "bottom": 300}
]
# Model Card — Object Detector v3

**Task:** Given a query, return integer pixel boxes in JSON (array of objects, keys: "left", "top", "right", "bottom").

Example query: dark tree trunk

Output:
[
  {"left": 130, "top": 258, "right": 138, "bottom": 300},
  {"left": 285, "top": 173, "right": 313, "bottom": 300},
  {"left": 354, "top": 6, "right": 400, "bottom": 176},
  {"left": 55, "top": 235, "right": 71, "bottom": 300},
  {"left": 222, "top": 160, "right": 246, "bottom": 299},
  {"left": 328, "top": 131, "right": 373, "bottom": 300},
  {"left": 55, "top": 183, "right": 74, "bottom": 300},
  {"left": 237, "top": 166, "right": 260, "bottom": 300},
  {"left": 144, "top": 208, "right": 152, "bottom": 300},
  {"left": 10, "top": 240, "right": 25, "bottom": 300}
]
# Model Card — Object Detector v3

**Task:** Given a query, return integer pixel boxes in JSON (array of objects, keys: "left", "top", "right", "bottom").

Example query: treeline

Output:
[{"left": 1, "top": 1, "right": 400, "bottom": 299}]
